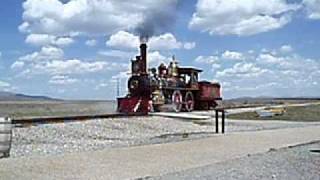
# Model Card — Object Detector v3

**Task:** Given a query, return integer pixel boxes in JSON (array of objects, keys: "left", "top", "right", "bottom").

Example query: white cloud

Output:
[
  {"left": 111, "top": 71, "right": 130, "bottom": 80},
  {"left": 303, "top": 0, "right": 320, "bottom": 19},
  {"left": 11, "top": 61, "right": 25, "bottom": 70},
  {"left": 148, "top": 51, "right": 171, "bottom": 66},
  {"left": 14, "top": 46, "right": 127, "bottom": 78},
  {"left": 183, "top": 42, "right": 196, "bottom": 50},
  {"left": 149, "top": 33, "right": 182, "bottom": 50},
  {"left": 49, "top": 75, "right": 79, "bottom": 85},
  {"left": 19, "top": 46, "right": 64, "bottom": 62},
  {"left": 196, "top": 47, "right": 320, "bottom": 98},
  {"left": 0, "top": 51, "right": 2, "bottom": 58},
  {"left": 106, "top": 31, "right": 140, "bottom": 50},
  {"left": 20, "top": 0, "right": 178, "bottom": 36},
  {"left": 189, "top": 0, "right": 300, "bottom": 36},
  {"left": 216, "top": 62, "right": 268, "bottom": 78},
  {"left": 85, "top": 39, "right": 97, "bottom": 47},
  {"left": 256, "top": 53, "right": 294, "bottom": 68},
  {"left": 0, "top": 81, "right": 10, "bottom": 88},
  {"left": 280, "top": 45, "right": 293, "bottom": 53},
  {"left": 25, "top": 34, "right": 54, "bottom": 46},
  {"left": 195, "top": 55, "right": 219, "bottom": 64},
  {"left": 257, "top": 54, "right": 283, "bottom": 64},
  {"left": 195, "top": 55, "right": 221, "bottom": 70},
  {"left": 211, "top": 63, "right": 221, "bottom": 70},
  {"left": 27, "top": 59, "right": 108, "bottom": 75},
  {"left": 54, "top": 37, "right": 74, "bottom": 47},
  {"left": 106, "top": 31, "right": 196, "bottom": 50},
  {"left": 222, "top": 51, "right": 245, "bottom": 60},
  {"left": 94, "top": 82, "right": 110, "bottom": 90},
  {"left": 98, "top": 50, "right": 134, "bottom": 59},
  {"left": 25, "top": 34, "right": 74, "bottom": 47}
]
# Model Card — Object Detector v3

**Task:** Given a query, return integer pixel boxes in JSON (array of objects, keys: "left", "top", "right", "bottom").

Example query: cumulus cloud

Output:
[
  {"left": 36, "top": 59, "right": 108, "bottom": 75},
  {"left": 280, "top": 45, "right": 293, "bottom": 53},
  {"left": 14, "top": 46, "right": 126, "bottom": 78},
  {"left": 111, "top": 71, "right": 130, "bottom": 81},
  {"left": 25, "top": 34, "right": 74, "bottom": 47},
  {"left": 195, "top": 45, "right": 320, "bottom": 97},
  {"left": 85, "top": 39, "right": 97, "bottom": 47},
  {"left": 0, "top": 81, "right": 10, "bottom": 88},
  {"left": 183, "top": 42, "right": 196, "bottom": 50},
  {"left": 54, "top": 36, "right": 74, "bottom": 47},
  {"left": 49, "top": 75, "right": 79, "bottom": 85},
  {"left": 11, "top": 61, "right": 25, "bottom": 70},
  {"left": 20, "top": 0, "right": 179, "bottom": 37},
  {"left": 189, "top": 0, "right": 300, "bottom": 36},
  {"left": 149, "top": 33, "right": 183, "bottom": 50},
  {"left": 222, "top": 51, "right": 245, "bottom": 60},
  {"left": 18, "top": 46, "right": 64, "bottom": 62},
  {"left": 148, "top": 51, "right": 171, "bottom": 66},
  {"left": 106, "top": 31, "right": 140, "bottom": 50},
  {"left": 195, "top": 55, "right": 222, "bottom": 70},
  {"left": 106, "top": 31, "right": 195, "bottom": 50},
  {"left": 303, "top": 0, "right": 320, "bottom": 19},
  {"left": 195, "top": 55, "right": 219, "bottom": 64},
  {"left": 257, "top": 53, "right": 286, "bottom": 65},
  {"left": 216, "top": 62, "right": 268, "bottom": 78}
]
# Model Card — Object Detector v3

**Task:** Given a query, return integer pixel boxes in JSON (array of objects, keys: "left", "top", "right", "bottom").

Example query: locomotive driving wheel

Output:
[
  {"left": 184, "top": 91, "right": 194, "bottom": 112},
  {"left": 172, "top": 90, "right": 182, "bottom": 112}
]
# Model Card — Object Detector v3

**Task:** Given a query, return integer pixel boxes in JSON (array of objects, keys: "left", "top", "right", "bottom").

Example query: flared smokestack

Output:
[{"left": 140, "top": 43, "right": 147, "bottom": 74}]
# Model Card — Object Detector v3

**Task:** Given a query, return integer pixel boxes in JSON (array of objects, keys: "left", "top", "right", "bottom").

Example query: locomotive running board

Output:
[{"left": 149, "top": 112, "right": 211, "bottom": 120}]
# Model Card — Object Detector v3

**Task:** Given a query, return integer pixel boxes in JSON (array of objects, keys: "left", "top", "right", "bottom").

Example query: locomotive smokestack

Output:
[{"left": 140, "top": 43, "right": 147, "bottom": 74}]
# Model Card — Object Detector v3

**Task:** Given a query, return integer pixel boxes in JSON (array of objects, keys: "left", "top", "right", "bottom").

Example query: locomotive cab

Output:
[{"left": 178, "top": 68, "right": 202, "bottom": 89}]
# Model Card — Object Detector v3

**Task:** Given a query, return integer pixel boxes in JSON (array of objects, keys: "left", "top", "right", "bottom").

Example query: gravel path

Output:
[
  {"left": 155, "top": 141, "right": 320, "bottom": 180},
  {"left": 10, "top": 116, "right": 320, "bottom": 158}
]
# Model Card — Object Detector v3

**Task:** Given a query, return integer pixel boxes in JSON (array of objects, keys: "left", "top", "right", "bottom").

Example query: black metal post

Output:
[
  {"left": 222, "top": 110, "right": 225, "bottom": 134},
  {"left": 215, "top": 110, "right": 219, "bottom": 133}
]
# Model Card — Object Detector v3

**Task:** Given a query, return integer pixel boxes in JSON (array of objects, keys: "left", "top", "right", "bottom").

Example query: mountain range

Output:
[{"left": 0, "top": 91, "right": 59, "bottom": 101}]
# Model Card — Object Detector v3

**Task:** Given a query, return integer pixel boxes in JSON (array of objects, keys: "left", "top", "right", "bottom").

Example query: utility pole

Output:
[{"left": 116, "top": 78, "right": 120, "bottom": 97}]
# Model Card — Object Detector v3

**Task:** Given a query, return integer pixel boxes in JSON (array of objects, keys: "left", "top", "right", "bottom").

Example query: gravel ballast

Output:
[{"left": 10, "top": 116, "right": 320, "bottom": 158}]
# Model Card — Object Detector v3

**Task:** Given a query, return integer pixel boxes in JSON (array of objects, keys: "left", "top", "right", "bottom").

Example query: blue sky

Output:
[{"left": 0, "top": 0, "right": 319, "bottom": 100}]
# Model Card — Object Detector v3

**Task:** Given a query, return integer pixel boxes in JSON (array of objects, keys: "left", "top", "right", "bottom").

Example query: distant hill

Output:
[
  {"left": 229, "top": 96, "right": 320, "bottom": 101},
  {"left": 0, "top": 91, "right": 60, "bottom": 101}
]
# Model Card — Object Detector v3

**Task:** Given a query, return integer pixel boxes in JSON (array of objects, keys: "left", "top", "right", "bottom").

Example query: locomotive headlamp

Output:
[{"left": 130, "top": 80, "right": 139, "bottom": 90}]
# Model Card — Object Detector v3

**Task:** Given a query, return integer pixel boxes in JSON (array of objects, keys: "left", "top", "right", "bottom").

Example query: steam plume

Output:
[{"left": 136, "top": 0, "right": 180, "bottom": 42}]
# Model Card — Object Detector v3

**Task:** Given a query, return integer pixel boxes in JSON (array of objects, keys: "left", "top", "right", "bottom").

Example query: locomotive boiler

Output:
[{"left": 117, "top": 42, "right": 222, "bottom": 114}]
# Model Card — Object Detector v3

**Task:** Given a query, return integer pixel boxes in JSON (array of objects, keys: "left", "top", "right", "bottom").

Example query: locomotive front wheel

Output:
[
  {"left": 185, "top": 91, "right": 194, "bottom": 112},
  {"left": 172, "top": 90, "right": 182, "bottom": 112}
]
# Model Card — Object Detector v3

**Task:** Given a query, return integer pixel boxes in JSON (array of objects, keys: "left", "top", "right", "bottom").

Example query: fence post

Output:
[
  {"left": 222, "top": 110, "right": 225, "bottom": 134},
  {"left": 215, "top": 110, "right": 219, "bottom": 133}
]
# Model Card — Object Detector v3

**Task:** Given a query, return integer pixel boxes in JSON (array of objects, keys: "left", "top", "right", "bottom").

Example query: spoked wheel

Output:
[
  {"left": 184, "top": 91, "right": 194, "bottom": 112},
  {"left": 172, "top": 90, "right": 182, "bottom": 112}
]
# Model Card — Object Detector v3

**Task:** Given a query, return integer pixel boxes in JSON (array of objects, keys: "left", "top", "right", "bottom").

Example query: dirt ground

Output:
[{"left": 0, "top": 100, "right": 116, "bottom": 118}]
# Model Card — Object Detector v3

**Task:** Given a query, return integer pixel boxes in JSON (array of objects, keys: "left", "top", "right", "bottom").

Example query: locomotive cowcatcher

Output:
[{"left": 117, "top": 42, "right": 222, "bottom": 114}]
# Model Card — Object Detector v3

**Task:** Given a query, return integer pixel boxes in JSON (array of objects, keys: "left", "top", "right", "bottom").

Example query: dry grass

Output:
[{"left": 228, "top": 104, "right": 320, "bottom": 122}]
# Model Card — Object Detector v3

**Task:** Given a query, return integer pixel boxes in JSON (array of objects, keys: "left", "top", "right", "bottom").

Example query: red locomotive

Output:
[{"left": 117, "top": 43, "right": 222, "bottom": 114}]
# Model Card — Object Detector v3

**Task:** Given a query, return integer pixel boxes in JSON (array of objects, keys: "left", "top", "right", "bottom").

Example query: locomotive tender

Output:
[{"left": 117, "top": 43, "right": 222, "bottom": 114}]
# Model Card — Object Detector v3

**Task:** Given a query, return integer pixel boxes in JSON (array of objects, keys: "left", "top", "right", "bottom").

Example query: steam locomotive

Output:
[{"left": 117, "top": 43, "right": 222, "bottom": 114}]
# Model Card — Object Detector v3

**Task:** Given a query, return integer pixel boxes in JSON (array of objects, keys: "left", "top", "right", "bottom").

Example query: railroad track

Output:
[{"left": 11, "top": 113, "right": 145, "bottom": 127}]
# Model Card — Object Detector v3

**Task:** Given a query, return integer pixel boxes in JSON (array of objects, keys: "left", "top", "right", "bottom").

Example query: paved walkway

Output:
[{"left": 1, "top": 126, "right": 320, "bottom": 180}]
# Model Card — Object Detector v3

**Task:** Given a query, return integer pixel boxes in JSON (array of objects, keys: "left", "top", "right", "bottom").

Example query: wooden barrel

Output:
[{"left": 0, "top": 117, "right": 12, "bottom": 158}]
